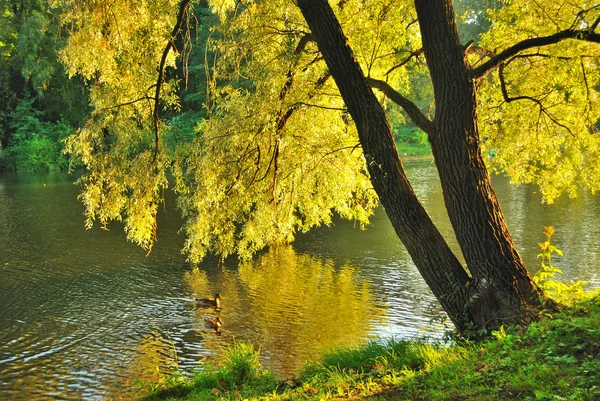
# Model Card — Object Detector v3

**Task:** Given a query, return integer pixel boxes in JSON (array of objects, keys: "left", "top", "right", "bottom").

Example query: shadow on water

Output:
[{"left": 0, "top": 162, "right": 599, "bottom": 399}]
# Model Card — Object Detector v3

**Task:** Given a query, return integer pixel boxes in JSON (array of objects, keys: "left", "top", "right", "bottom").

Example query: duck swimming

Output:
[
  {"left": 195, "top": 293, "right": 222, "bottom": 308},
  {"left": 204, "top": 316, "right": 223, "bottom": 330}
]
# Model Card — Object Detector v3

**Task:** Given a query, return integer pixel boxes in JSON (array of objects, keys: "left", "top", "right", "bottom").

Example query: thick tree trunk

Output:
[
  {"left": 414, "top": 0, "right": 545, "bottom": 328},
  {"left": 296, "top": 0, "right": 474, "bottom": 332},
  {"left": 297, "top": 0, "right": 550, "bottom": 334}
]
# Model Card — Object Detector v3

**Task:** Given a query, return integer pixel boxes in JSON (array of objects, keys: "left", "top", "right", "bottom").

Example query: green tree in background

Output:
[
  {"left": 0, "top": 0, "right": 26, "bottom": 151},
  {"left": 0, "top": 0, "right": 88, "bottom": 171},
  {"left": 7, "top": 94, "right": 72, "bottom": 171}
]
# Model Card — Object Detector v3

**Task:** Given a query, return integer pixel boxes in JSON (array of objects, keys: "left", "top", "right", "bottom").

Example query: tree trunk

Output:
[
  {"left": 297, "top": 0, "right": 549, "bottom": 335},
  {"left": 296, "top": 0, "right": 474, "bottom": 333},
  {"left": 414, "top": 0, "right": 545, "bottom": 328}
]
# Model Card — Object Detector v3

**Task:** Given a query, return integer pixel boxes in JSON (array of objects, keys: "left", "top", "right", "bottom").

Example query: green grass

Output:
[
  {"left": 138, "top": 295, "right": 600, "bottom": 401},
  {"left": 138, "top": 341, "right": 278, "bottom": 401}
]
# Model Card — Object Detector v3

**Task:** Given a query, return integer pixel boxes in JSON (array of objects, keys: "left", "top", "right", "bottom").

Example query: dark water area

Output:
[{"left": 0, "top": 161, "right": 598, "bottom": 400}]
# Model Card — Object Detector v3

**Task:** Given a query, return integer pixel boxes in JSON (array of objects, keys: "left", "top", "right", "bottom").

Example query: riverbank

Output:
[
  {"left": 396, "top": 144, "right": 432, "bottom": 159},
  {"left": 139, "top": 294, "right": 600, "bottom": 401}
]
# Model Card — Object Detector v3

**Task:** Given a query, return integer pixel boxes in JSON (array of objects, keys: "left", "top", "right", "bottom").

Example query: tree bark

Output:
[
  {"left": 297, "top": 0, "right": 550, "bottom": 334},
  {"left": 414, "top": 0, "right": 545, "bottom": 328},
  {"left": 296, "top": 0, "right": 474, "bottom": 332}
]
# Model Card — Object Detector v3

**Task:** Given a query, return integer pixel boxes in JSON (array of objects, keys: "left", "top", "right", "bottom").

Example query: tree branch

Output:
[
  {"left": 385, "top": 48, "right": 423, "bottom": 76},
  {"left": 248, "top": 67, "right": 330, "bottom": 189},
  {"left": 152, "top": 0, "right": 192, "bottom": 162},
  {"left": 472, "top": 27, "right": 600, "bottom": 78},
  {"left": 466, "top": 45, "right": 495, "bottom": 58},
  {"left": 366, "top": 77, "right": 433, "bottom": 133},
  {"left": 279, "top": 33, "right": 314, "bottom": 101},
  {"left": 580, "top": 59, "right": 593, "bottom": 125},
  {"left": 292, "top": 102, "right": 346, "bottom": 111},
  {"left": 498, "top": 63, "right": 573, "bottom": 136},
  {"left": 591, "top": 15, "right": 600, "bottom": 31},
  {"left": 92, "top": 95, "right": 154, "bottom": 115}
]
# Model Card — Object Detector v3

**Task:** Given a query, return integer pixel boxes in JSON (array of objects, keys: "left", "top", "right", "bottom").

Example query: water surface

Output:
[{"left": 0, "top": 162, "right": 598, "bottom": 400}]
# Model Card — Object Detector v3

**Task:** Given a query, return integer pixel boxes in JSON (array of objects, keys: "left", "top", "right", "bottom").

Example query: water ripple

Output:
[{"left": 2, "top": 168, "right": 600, "bottom": 399}]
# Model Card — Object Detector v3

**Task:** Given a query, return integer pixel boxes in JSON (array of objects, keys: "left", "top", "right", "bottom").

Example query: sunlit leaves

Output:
[
  {"left": 58, "top": 0, "right": 182, "bottom": 250},
  {"left": 175, "top": 86, "right": 377, "bottom": 261},
  {"left": 171, "top": 0, "right": 425, "bottom": 261},
  {"left": 58, "top": 0, "right": 600, "bottom": 259},
  {"left": 169, "top": 0, "right": 430, "bottom": 261},
  {"left": 476, "top": 0, "right": 600, "bottom": 203}
]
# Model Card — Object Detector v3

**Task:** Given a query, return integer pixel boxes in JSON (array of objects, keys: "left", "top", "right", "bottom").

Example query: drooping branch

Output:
[
  {"left": 92, "top": 95, "right": 154, "bottom": 116},
  {"left": 244, "top": 32, "right": 329, "bottom": 192},
  {"left": 265, "top": 34, "right": 320, "bottom": 196},
  {"left": 366, "top": 77, "right": 433, "bottom": 133},
  {"left": 472, "top": 26, "right": 600, "bottom": 78},
  {"left": 279, "top": 33, "right": 314, "bottom": 101},
  {"left": 251, "top": 72, "right": 331, "bottom": 190},
  {"left": 498, "top": 63, "right": 574, "bottom": 135},
  {"left": 276, "top": 74, "right": 331, "bottom": 133},
  {"left": 511, "top": 52, "right": 591, "bottom": 61},
  {"left": 152, "top": 0, "right": 192, "bottom": 162},
  {"left": 291, "top": 102, "right": 345, "bottom": 111},
  {"left": 575, "top": 6, "right": 600, "bottom": 31},
  {"left": 580, "top": 59, "right": 593, "bottom": 123}
]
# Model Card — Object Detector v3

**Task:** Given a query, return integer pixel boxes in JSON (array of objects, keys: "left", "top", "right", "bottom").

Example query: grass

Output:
[
  {"left": 138, "top": 295, "right": 600, "bottom": 401},
  {"left": 137, "top": 341, "right": 278, "bottom": 400}
]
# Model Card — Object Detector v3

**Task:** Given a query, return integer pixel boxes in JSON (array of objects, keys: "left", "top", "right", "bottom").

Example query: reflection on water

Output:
[
  {"left": 184, "top": 247, "right": 385, "bottom": 374},
  {"left": 1, "top": 162, "right": 599, "bottom": 399}
]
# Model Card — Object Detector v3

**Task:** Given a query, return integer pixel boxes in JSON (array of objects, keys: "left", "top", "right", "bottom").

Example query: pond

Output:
[{"left": 1, "top": 160, "right": 599, "bottom": 400}]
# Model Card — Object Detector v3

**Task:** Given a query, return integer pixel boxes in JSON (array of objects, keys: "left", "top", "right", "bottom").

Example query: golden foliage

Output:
[
  {"left": 476, "top": 0, "right": 600, "bottom": 203},
  {"left": 57, "top": 0, "right": 600, "bottom": 258}
]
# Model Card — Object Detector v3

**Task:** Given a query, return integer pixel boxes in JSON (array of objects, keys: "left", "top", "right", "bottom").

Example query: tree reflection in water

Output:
[{"left": 183, "top": 246, "right": 386, "bottom": 375}]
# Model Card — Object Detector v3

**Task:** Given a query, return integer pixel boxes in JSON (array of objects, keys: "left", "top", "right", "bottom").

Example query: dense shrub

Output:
[{"left": 6, "top": 96, "right": 72, "bottom": 172}]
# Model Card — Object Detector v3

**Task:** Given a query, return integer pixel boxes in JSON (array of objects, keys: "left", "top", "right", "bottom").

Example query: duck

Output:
[
  {"left": 195, "top": 293, "right": 223, "bottom": 309},
  {"left": 204, "top": 316, "right": 223, "bottom": 330}
]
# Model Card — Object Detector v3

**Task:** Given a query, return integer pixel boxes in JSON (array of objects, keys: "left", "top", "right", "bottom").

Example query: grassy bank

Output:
[{"left": 139, "top": 294, "right": 600, "bottom": 401}]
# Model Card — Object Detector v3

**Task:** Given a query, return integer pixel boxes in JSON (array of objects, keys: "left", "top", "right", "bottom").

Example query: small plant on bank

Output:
[
  {"left": 299, "top": 338, "right": 426, "bottom": 382},
  {"left": 220, "top": 340, "right": 263, "bottom": 386},
  {"left": 534, "top": 226, "right": 590, "bottom": 305},
  {"left": 139, "top": 341, "right": 277, "bottom": 400}
]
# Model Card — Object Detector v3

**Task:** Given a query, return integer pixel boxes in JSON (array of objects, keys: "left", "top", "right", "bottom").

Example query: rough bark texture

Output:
[
  {"left": 414, "top": 0, "right": 544, "bottom": 328},
  {"left": 297, "top": 0, "right": 550, "bottom": 334},
  {"left": 297, "top": 0, "right": 473, "bottom": 332}
]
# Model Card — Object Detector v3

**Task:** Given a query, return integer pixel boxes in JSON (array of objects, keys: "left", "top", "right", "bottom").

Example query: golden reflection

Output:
[
  {"left": 184, "top": 267, "right": 212, "bottom": 297},
  {"left": 1, "top": 371, "right": 57, "bottom": 401},
  {"left": 185, "top": 246, "right": 386, "bottom": 374},
  {"left": 122, "top": 331, "right": 178, "bottom": 394}
]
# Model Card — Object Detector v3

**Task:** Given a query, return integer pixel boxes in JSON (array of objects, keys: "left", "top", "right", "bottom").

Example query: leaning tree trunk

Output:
[
  {"left": 296, "top": 0, "right": 475, "bottom": 333},
  {"left": 414, "top": 0, "right": 545, "bottom": 328}
]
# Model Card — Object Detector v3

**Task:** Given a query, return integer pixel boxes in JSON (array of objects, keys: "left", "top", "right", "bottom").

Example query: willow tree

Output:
[{"left": 58, "top": 0, "right": 599, "bottom": 334}]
